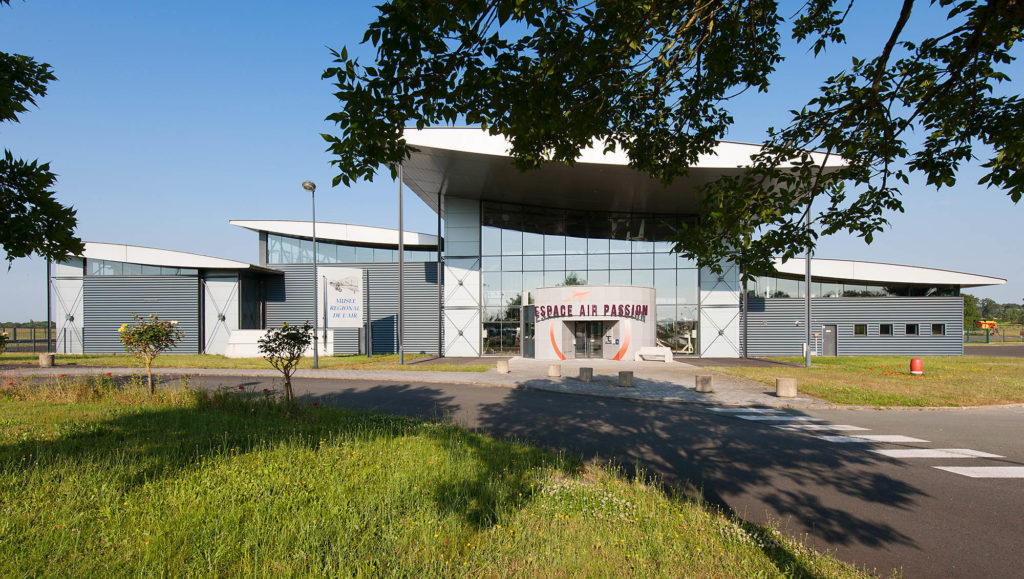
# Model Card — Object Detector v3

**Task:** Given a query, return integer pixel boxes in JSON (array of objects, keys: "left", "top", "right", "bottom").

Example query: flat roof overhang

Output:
[
  {"left": 401, "top": 127, "right": 846, "bottom": 216},
  {"left": 230, "top": 220, "right": 438, "bottom": 249},
  {"left": 772, "top": 258, "right": 1005, "bottom": 288},
  {"left": 82, "top": 242, "right": 282, "bottom": 274}
]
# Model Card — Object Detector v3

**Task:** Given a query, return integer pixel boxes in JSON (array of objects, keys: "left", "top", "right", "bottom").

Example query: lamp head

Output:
[{"left": 301, "top": 180, "right": 316, "bottom": 193}]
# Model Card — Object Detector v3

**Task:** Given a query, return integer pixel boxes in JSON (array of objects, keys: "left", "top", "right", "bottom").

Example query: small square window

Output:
[
  {"left": 906, "top": 323, "right": 919, "bottom": 336},
  {"left": 932, "top": 323, "right": 945, "bottom": 336},
  {"left": 854, "top": 324, "right": 867, "bottom": 336},
  {"left": 880, "top": 324, "right": 893, "bottom": 336}
]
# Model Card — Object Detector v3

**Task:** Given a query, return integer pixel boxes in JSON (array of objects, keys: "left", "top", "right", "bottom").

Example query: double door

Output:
[{"left": 574, "top": 321, "right": 604, "bottom": 359}]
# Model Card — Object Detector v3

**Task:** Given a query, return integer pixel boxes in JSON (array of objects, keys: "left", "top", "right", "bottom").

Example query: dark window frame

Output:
[
  {"left": 931, "top": 323, "right": 946, "bottom": 336},
  {"left": 906, "top": 323, "right": 919, "bottom": 336},
  {"left": 853, "top": 324, "right": 868, "bottom": 336},
  {"left": 879, "top": 323, "right": 893, "bottom": 336}
]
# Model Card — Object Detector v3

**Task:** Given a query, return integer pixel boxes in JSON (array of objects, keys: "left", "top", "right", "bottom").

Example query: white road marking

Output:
[
  {"left": 934, "top": 466, "right": 1024, "bottom": 478},
  {"left": 735, "top": 415, "right": 826, "bottom": 422},
  {"left": 774, "top": 424, "right": 871, "bottom": 431},
  {"left": 871, "top": 449, "right": 1004, "bottom": 459},
  {"left": 817, "top": 435, "right": 930, "bottom": 443},
  {"left": 708, "top": 408, "right": 786, "bottom": 414}
]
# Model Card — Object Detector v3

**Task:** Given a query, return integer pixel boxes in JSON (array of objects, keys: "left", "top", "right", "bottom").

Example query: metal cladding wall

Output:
[
  {"left": 745, "top": 297, "right": 964, "bottom": 357},
  {"left": 265, "top": 263, "right": 440, "bottom": 355},
  {"left": 83, "top": 276, "right": 201, "bottom": 354}
]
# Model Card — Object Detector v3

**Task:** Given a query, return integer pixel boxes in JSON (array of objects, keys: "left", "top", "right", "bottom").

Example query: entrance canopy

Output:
[{"left": 401, "top": 127, "right": 846, "bottom": 216}]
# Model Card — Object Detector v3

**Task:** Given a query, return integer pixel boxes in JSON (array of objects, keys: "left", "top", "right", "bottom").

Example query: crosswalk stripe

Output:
[
  {"left": 817, "top": 435, "right": 930, "bottom": 443},
  {"left": 934, "top": 466, "right": 1024, "bottom": 478},
  {"left": 871, "top": 448, "right": 1004, "bottom": 459},
  {"left": 735, "top": 415, "right": 825, "bottom": 422},
  {"left": 774, "top": 424, "right": 870, "bottom": 431},
  {"left": 708, "top": 408, "right": 786, "bottom": 414}
]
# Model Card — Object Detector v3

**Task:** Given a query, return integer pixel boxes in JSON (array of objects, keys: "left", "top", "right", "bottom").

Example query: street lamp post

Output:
[{"left": 302, "top": 180, "right": 319, "bottom": 369}]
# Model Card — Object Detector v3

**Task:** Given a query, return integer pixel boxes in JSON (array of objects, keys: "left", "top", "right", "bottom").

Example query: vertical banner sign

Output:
[{"left": 324, "top": 268, "right": 364, "bottom": 328}]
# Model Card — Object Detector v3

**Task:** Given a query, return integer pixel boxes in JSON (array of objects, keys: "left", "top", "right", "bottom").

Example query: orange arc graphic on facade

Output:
[
  {"left": 550, "top": 324, "right": 566, "bottom": 360},
  {"left": 612, "top": 324, "right": 631, "bottom": 360}
]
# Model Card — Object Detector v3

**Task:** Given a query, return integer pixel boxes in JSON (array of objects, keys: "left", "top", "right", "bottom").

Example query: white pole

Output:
[
  {"left": 805, "top": 201, "right": 812, "bottom": 368},
  {"left": 398, "top": 164, "right": 405, "bottom": 365},
  {"left": 312, "top": 187, "right": 319, "bottom": 369}
]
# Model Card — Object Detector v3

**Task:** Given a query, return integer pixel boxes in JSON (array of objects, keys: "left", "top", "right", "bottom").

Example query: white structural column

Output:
[
  {"left": 52, "top": 258, "right": 85, "bottom": 354},
  {"left": 699, "top": 262, "right": 741, "bottom": 358},
  {"left": 202, "top": 275, "right": 240, "bottom": 355},
  {"left": 442, "top": 197, "right": 482, "bottom": 356}
]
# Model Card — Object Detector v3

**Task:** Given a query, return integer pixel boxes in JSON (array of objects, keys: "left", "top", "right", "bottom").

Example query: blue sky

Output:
[{"left": 2, "top": 1, "right": 1021, "bottom": 322}]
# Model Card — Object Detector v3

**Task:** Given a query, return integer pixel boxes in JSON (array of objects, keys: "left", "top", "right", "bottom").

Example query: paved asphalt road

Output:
[
  {"left": 188, "top": 374, "right": 1023, "bottom": 578},
  {"left": 965, "top": 344, "right": 1024, "bottom": 357}
]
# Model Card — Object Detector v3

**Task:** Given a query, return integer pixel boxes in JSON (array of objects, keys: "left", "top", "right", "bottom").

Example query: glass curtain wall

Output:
[
  {"left": 480, "top": 201, "right": 700, "bottom": 355},
  {"left": 746, "top": 275, "right": 960, "bottom": 298},
  {"left": 266, "top": 234, "right": 437, "bottom": 264}
]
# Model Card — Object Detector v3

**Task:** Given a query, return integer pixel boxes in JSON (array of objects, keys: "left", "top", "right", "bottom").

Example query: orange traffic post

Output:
[{"left": 910, "top": 358, "right": 923, "bottom": 376}]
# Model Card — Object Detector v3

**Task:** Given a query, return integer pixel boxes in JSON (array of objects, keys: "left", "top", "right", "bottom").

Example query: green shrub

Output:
[
  {"left": 118, "top": 313, "right": 185, "bottom": 393},
  {"left": 258, "top": 321, "right": 312, "bottom": 404}
]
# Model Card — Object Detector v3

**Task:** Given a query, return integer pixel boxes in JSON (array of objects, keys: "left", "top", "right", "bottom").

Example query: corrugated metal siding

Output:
[
  {"left": 746, "top": 297, "right": 964, "bottom": 357},
  {"left": 83, "top": 276, "right": 200, "bottom": 354},
  {"left": 333, "top": 328, "right": 360, "bottom": 355},
  {"left": 266, "top": 263, "right": 440, "bottom": 355}
]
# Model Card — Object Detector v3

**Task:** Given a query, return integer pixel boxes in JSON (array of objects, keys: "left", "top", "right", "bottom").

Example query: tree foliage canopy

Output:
[
  {"left": 323, "top": 0, "right": 1023, "bottom": 274},
  {"left": 1, "top": 0, "right": 83, "bottom": 263}
]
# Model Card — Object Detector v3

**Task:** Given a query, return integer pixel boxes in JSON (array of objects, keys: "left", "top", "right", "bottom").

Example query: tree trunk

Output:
[{"left": 146, "top": 359, "right": 154, "bottom": 394}]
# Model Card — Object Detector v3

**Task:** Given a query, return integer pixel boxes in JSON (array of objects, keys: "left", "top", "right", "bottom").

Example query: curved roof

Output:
[
  {"left": 773, "top": 258, "right": 1005, "bottom": 288},
  {"left": 401, "top": 127, "right": 847, "bottom": 215},
  {"left": 230, "top": 220, "right": 438, "bottom": 247},
  {"left": 83, "top": 242, "right": 278, "bottom": 272}
]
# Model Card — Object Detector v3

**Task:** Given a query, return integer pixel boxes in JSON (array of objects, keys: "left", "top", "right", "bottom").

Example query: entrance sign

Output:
[
  {"left": 533, "top": 285, "right": 656, "bottom": 361},
  {"left": 324, "top": 268, "right": 363, "bottom": 328}
]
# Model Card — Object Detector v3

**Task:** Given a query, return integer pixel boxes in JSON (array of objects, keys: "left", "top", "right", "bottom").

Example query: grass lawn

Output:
[
  {"left": 0, "top": 380, "right": 875, "bottom": 577},
  {"left": 0, "top": 352, "right": 491, "bottom": 372},
  {"left": 710, "top": 356, "right": 1024, "bottom": 407}
]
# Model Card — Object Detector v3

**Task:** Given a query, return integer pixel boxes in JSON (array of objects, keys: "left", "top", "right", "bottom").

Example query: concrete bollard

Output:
[
  {"left": 618, "top": 371, "right": 634, "bottom": 387},
  {"left": 38, "top": 353, "right": 54, "bottom": 368},
  {"left": 695, "top": 374, "right": 714, "bottom": 393},
  {"left": 547, "top": 364, "right": 561, "bottom": 378},
  {"left": 579, "top": 367, "right": 594, "bottom": 382},
  {"left": 496, "top": 360, "right": 510, "bottom": 374},
  {"left": 776, "top": 377, "right": 798, "bottom": 398}
]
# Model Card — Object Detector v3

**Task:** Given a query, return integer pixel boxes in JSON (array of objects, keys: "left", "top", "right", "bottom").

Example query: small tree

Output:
[
  {"left": 118, "top": 313, "right": 184, "bottom": 394},
  {"left": 0, "top": 329, "right": 8, "bottom": 354},
  {"left": 258, "top": 321, "right": 312, "bottom": 404}
]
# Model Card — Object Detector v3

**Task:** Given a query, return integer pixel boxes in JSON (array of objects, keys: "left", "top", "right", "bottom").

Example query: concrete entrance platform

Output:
[{"left": 493, "top": 357, "right": 827, "bottom": 408}]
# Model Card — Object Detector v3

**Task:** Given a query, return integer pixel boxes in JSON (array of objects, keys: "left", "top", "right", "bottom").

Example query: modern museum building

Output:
[{"left": 51, "top": 128, "right": 1005, "bottom": 359}]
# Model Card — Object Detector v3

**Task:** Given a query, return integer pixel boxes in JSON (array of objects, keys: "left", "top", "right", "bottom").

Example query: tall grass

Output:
[{"left": 0, "top": 378, "right": 878, "bottom": 577}]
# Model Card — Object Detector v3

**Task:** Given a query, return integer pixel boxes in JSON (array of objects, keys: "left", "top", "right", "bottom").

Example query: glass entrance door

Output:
[{"left": 574, "top": 322, "right": 604, "bottom": 358}]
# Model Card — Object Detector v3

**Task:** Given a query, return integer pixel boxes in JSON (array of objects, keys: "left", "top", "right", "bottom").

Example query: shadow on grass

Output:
[{"left": 0, "top": 380, "right": 573, "bottom": 537}]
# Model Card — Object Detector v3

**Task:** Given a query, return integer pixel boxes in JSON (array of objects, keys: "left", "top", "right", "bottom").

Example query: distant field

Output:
[
  {"left": 0, "top": 353, "right": 491, "bottom": 373},
  {"left": 710, "top": 355, "right": 1024, "bottom": 407}
]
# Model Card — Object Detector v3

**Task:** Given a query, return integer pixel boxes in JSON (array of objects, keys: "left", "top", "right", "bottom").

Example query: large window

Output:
[
  {"left": 479, "top": 201, "right": 700, "bottom": 354},
  {"left": 266, "top": 234, "right": 436, "bottom": 265},
  {"left": 86, "top": 259, "right": 197, "bottom": 276},
  {"left": 747, "top": 275, "right": 959, "bottom": 299}
]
